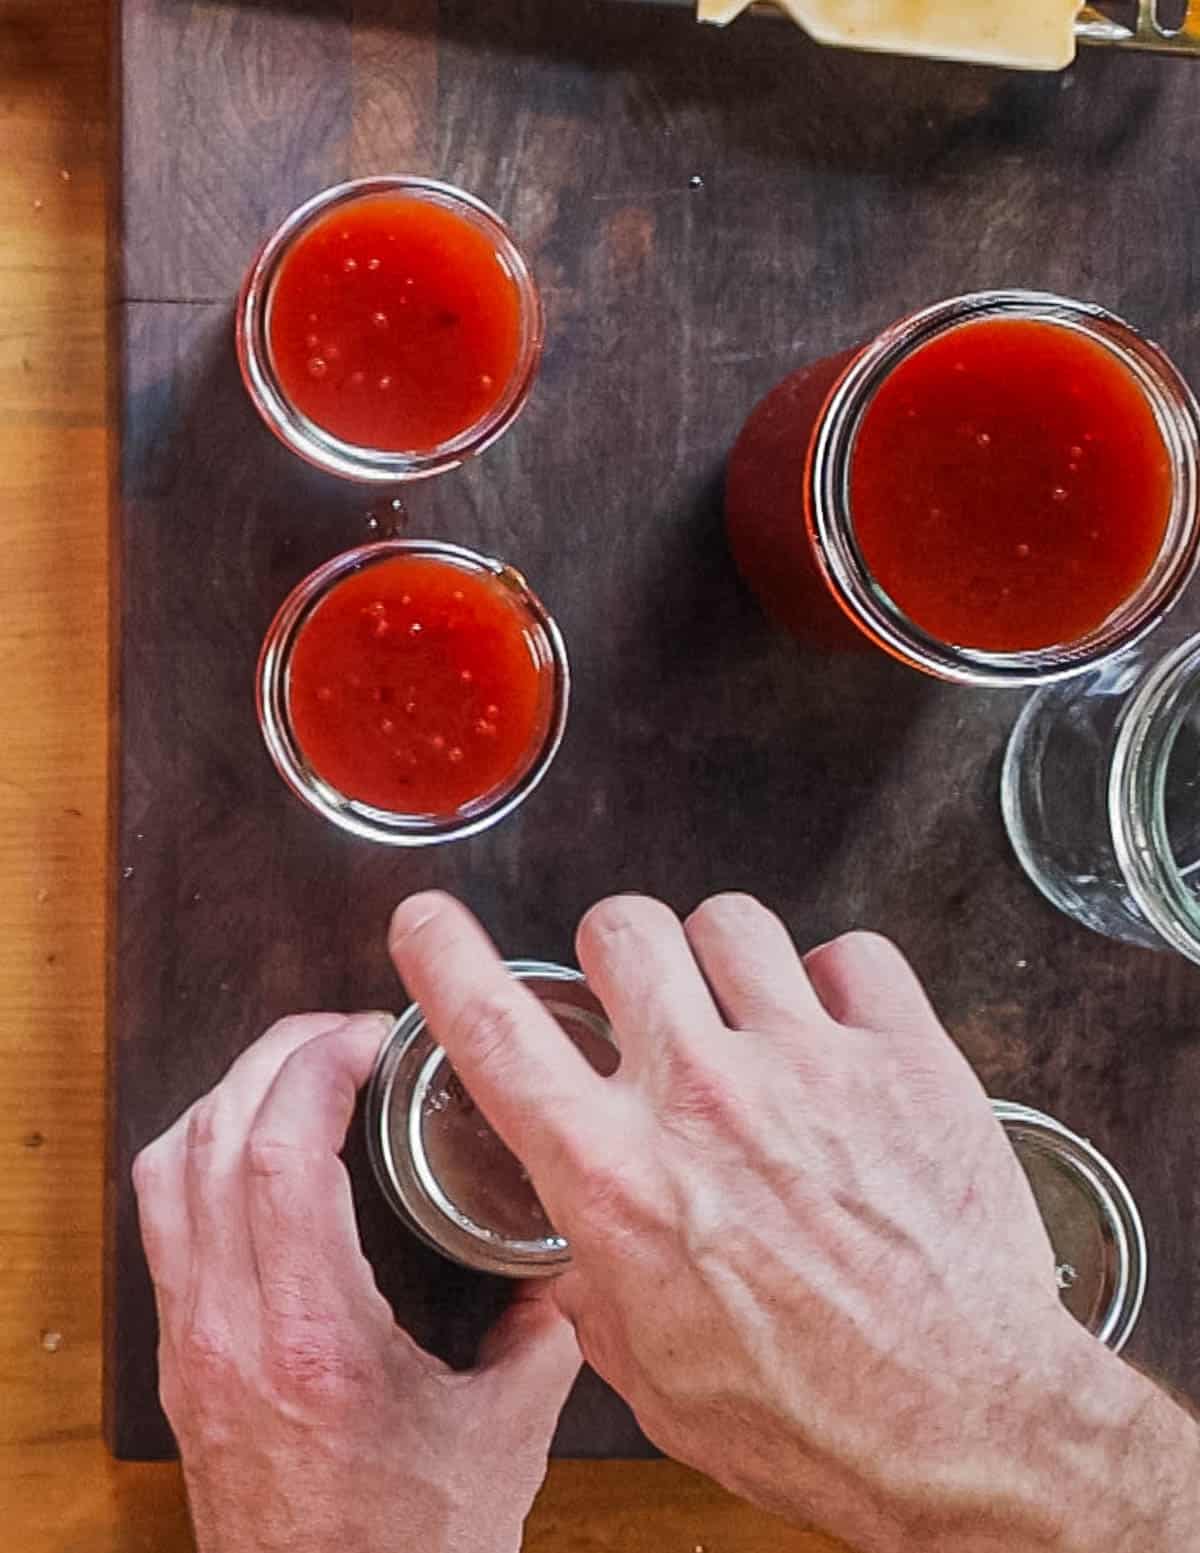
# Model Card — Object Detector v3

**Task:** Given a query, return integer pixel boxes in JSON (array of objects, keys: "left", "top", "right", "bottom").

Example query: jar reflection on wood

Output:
[{"left": 1002, "top": 632, "right": 1200, "bottom": 960}]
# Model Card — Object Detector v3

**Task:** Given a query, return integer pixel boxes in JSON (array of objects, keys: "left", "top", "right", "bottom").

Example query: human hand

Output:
[
  {"left": 133, "top": 1011, "right": 580, "bottom": 1553},
  {"left": 388, "top": 891, "right": 1200, "bottom": 1553}
]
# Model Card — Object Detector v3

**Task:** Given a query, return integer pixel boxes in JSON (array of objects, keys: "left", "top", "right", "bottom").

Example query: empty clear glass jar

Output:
[
  {"left": 366, "top": 962, "right": 617, "bottom": 1276},
  {"left": 1002, "top": 631, "right": 1200, "bottom": 959}
]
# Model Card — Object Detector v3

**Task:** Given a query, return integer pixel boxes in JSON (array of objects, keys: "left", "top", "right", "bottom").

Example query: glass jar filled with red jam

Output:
[
  {"left": 257, "top": 540, "right": 569, "bottom": 844},
  {"left": 726, "top": 292, "right": 1200, "bottom": 685},
  {"left": 237, "top": 178, "right": 543, "bottom": 482}
]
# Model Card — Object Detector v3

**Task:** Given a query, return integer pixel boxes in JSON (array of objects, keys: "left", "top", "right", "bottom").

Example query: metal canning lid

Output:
[
  {"left": 992, "top": 1101, "right": 1147, "bottom": 1353},
  {"left": 366, "top": 961, "right": 617, "bottom": 1278}
]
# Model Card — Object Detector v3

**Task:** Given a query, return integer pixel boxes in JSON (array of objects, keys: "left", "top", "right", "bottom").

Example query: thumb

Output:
[{"left": 476, "top": 1282, "right": 581, "bottom": 1417}]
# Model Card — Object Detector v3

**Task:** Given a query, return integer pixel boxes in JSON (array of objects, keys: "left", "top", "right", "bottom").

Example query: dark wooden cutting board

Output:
[{"left": 108, "top": 0, "right": 1200, "bottom": 1459}]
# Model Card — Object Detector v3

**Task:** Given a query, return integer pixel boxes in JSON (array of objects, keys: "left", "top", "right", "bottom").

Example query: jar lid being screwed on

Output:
[
  {"left": 366, "top": 961, "right": 618, "bottom": 1278},
  {"left": 993, "top": 1100, "right": 1148, "bottom": 1353}
]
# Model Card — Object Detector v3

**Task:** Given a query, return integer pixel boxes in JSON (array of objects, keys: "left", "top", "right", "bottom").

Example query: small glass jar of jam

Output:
[
  {"left": 257, "top": 540, "right": 569, "bottom": 845},
  {"left": 727, "top": 291, "right": 1200, "bottom": 685},
  {"left": 993, "top": 1101, "right": 1146, "bottom": 1353},
  {"left": 1003, "top": 629, "right": 1200, "bottom": 961},
  {"left": 237, "top": 177, "right": 544, "bottom": 482},
  {"left": 366, "top": 962, "right": 618, "bottom": 1276}
]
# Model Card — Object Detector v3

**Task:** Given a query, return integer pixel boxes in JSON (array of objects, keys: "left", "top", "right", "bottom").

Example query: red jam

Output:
[
  {"left": 287, "top": 556, "right": 547, "bottom": 816},
  {"left": 726, "top": 347, "right": 867, "bottom": 650},
  {"left": 850, "top": 319, "right": 1172, "bottom": 652},
  {"left": 268, "top": 195, "right": 524, "bottom": 452}
]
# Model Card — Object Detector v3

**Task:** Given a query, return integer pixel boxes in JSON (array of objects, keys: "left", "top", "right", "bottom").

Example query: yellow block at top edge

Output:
[{"left": 696, "top": 0, "right": 1081, "bottom": 71}]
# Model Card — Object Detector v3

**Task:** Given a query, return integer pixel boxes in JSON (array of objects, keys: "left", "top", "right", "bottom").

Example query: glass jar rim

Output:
[
  {"left": 256, "top": 539, "right": 570, "bottom": 846},
  {"left": 236, "top": 176, "right": 545, "bottom": 484},
  {"left": 808, "top": 290, "right": 1200, "bottom": 687},
  {"left": 992, "top": 1100, "right": 1146, "bottom": 1353},
  {"left": 365, "top": 960, "right": 611, "bottom": 1277},
  {"left": 1109, "top": 631, "right": 1200, "bottom": 961}
]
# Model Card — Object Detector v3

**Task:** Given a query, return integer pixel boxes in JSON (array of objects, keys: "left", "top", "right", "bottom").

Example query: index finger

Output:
[{"left": 387, "top": 892, "right": 614, "bottom": 1184}]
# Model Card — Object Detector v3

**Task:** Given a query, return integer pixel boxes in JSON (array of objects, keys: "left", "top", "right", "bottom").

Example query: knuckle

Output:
[
  {"left": 184, "top": 1097, "right": 224, "bottom": 1153},
  {"left": 665, "top": 1054, "right": 741, "bottom": 1129},
  {"left": 178, "top": 1317, "right": 239, "bottom": 1384},
  {"left": 131, "top": 1142, "right": 166, "bottom": 1198},
  {"left": 157, "top": 1363, "right": 185, "bottom": 1425},
  {"left": 571, "top": 1156, "right": 652, "bottom": 1236},
  {"left": 444, "top": 986, "right": 528, "bottom": 1084},
  {"left": 244, "top": 1130, "right": 304, "bottom": 1182},
  {"left": 260, "top": 1012, "right": 328, "bottom": 1045},
  {"left": 264, "top": 1320, "right": 363, "bottom": 1403}
]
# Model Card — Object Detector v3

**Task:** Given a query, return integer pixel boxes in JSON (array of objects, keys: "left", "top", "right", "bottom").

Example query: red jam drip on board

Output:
[
  {"left": 287, "top": 556, "right": 545, "bottom": 816},
  {"left": 849, "top": 318, "right": 1173, "bottom": 653},
  {"left": 268, "top": 195, "right": 523, "bottom": 453}
]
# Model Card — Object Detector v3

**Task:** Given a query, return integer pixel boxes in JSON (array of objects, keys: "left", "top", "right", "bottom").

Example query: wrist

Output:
[
  {"left": 909, "top": 1310, "right": 1200, "bottom": 1553},
  {"left": 1043, "top": 1323, "right": 1200, "bottom": 1552},
  {"left": 730, "top": 1305, "right": 1200, "bottom": 1553}
]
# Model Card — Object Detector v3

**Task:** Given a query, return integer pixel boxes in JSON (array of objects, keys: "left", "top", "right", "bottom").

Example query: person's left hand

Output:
[{"left": 133, "top": 1010, "right": 581, "bottom": 1553}]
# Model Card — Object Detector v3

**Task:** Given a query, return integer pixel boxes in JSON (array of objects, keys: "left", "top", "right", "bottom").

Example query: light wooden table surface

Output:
[{"left": 0, "top": 1, "right": 838, "bottom": 1545}]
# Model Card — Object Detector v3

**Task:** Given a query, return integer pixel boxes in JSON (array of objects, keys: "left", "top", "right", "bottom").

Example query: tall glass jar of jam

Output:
[{"left": 726, "top": 291, "right": 1200, "bottom": 686}]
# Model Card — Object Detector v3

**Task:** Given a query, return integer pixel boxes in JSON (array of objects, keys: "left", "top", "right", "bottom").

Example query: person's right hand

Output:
[{"left": 388, "top": 891, "right": 1200, "bottom": 1553}]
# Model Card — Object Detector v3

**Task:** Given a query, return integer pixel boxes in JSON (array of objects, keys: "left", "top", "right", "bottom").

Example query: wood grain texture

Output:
[
  {"left": 0, "top": 0, "right": 843, "bottom": 1544},
  {"left": 0, "top": 0, "right": 112, "bottom": 1518},
  {"left": 107, "top": 0, "right": 1200, "bottom": 1502}
]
